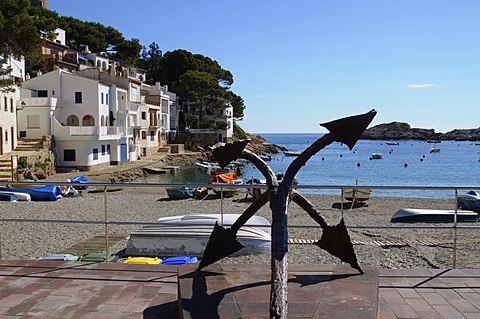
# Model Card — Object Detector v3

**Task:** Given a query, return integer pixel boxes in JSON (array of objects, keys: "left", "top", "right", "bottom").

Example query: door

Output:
[{"left": 120, "top": 143, "right": 127, "bottom": 163}]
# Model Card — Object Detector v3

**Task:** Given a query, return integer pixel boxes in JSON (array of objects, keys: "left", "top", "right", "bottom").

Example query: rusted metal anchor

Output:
[{"left": 197, "top": 109, "right": 376, "bottom": 318}]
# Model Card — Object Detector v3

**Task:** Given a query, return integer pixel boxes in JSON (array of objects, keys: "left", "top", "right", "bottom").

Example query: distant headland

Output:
[{"left": 361, "top": 122, "right": 480, "bottom": 141}]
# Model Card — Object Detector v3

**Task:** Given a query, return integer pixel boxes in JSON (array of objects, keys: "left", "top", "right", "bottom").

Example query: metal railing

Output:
[{"left": 1, "top": 181, "right": 479, "bottom": 268}]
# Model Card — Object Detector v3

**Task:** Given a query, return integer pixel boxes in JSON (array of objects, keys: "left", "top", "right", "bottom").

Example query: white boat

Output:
[
  {"left": 385, "top": 141, "right": 400, "bottom": 145},
  {"left": 284, "top": 150, "right": 302, "bottom": 156},
  {"left": 125, "top": 213, "right": 271, "bottom": 257},
  {"left": 430, "top": 147, "right": 440, "bottom": 153},
  {"left": 0, "top": 190, "right": 31, "bottom": 201},
  {"left": 391, "top": 208, "right": 479, "bottom": 223},
  {"left": 371, "top": 153, "right": 383, "bottom": 159}
]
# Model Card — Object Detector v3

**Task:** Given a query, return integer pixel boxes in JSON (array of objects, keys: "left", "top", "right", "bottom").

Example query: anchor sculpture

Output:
[{"left": 197, "top": 109, "right": 376, "bottom": 318}]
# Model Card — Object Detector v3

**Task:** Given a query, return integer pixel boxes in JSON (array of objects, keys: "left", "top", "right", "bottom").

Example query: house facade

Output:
[
  {"left": 18, "top": 60, "right": 177, "bottom": 170},
  {"left": 0, "top": 55, "right": 25, "bottom": 155}
]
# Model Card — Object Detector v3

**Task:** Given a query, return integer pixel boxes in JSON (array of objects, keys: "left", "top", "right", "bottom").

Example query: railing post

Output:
[
  {"left": 453, "top": 189, "right": 458, "bottom": 268},
  {"left": 104, "top": 187, "right": 109, "bottom": 262}
]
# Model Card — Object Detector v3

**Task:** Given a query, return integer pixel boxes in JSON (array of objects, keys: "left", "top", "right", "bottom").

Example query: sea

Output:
[{"left": 142, "top": 133, "right": 480, "bottom": 199}]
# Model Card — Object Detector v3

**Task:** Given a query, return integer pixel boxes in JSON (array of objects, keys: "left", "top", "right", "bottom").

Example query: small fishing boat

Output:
[
  {"left": 430, "top": 147, "right": 440, "bottom": 153},
  {"left": 385, "top": 141, "right": 400, "bottom": 145},
  {"left": 284, "top": 150, "right": 302, "bottom": 156},
  {"left": 166, "top": 187, "right": 194, "bottom": 200},
  {"left": 0, "top": 193, "right": 18, "bottom": 202},
  {"left": 457, "top": 190, "right": 480, "bottom": 212},
  {"left": 371, "top": 153, "right": 383, "bottom": 159},
  {"left": 0, "top": 185, "right": 62, "bottom": 201},
  {"left": 70, "top": 175, "right": 90, "bottom": 190},
  {"left": 0, "top": 190, "right": 31, "bottom": 201},
  {"left": 391, "top": 208, "right": 479, "bottom": 223},
  {"left": 125, "top": 213, "right": 271, "bottom": 257},
  {"left": 209, "top": 172, "right": 243, "bottom": 197}
]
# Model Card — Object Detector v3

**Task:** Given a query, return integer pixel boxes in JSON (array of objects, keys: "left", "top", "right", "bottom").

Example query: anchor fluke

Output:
[
  {"left": 313, "top": 218, "right": 363, "bottom": 273},
  {"left": 197, "top": 222, "right": 246, "bottom": 270},
  {"left": 321, "top": 109, "right": 376, "bottom": 150},
  {"left": 210, "top": 140, "right": 250, "bottom": 168}
]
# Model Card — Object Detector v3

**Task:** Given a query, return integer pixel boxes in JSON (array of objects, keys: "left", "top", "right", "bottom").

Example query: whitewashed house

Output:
[
  {"left": 0, "top": 55, "right": 25, "bottom": 155},
  {"left": 18, "top": 58, "right": 178, "bottom": 170},
  {"left": 19, "top": 68, "right": 135, "bottom": 170},
  {"left": 187, "top": 104, "right": 234, "bottom": 143}
]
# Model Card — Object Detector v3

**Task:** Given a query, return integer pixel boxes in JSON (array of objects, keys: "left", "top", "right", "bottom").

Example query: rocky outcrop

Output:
[
  {"left": 361, "top": 122, "right": 435, "bottom": 140},
  {"left": 431, "top": 128, "right": 480, "bottom": 141},
  {"left": 361, "top": 122, "right": 480, "bottom": 141}
]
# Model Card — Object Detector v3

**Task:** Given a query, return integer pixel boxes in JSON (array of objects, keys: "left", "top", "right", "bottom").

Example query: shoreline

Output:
[{"left": 1, "top": 188, "right": 479, "bottom": 269}]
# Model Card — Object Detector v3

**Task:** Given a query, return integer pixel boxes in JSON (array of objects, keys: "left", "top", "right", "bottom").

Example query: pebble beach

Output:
[{"left": 1, "top": 180, "right": 479, "bottom": 270}]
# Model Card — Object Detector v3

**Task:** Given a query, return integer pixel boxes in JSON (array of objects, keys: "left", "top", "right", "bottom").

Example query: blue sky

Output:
[{"left": 49, "top": 0, "right": 479, "bottom": 134}]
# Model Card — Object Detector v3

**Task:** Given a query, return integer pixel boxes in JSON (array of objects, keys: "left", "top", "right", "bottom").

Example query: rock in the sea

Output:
[{"left": 361, "top": 122, "right": 435, "bottom": 140}]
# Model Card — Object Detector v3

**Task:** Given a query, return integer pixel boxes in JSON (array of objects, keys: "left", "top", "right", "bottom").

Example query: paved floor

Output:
[{"left": 1, "top": 260, "right": 480, "bottom": 318}]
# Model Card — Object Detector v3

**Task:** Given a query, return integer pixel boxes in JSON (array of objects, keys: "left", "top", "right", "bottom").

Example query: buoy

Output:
[
  {"left": 404, "top": 163, "right": 408, "bottom": 167},
  {"left": 322, "top": 157, "right": 325, "bottom": 161},
  {"left": 357, "top": 162, "right": 361, "bottom": 167}
]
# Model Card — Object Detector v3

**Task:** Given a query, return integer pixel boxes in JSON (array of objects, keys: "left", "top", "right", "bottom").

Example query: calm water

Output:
[{"left": 142, "top": 133, "right": 480, "bottom": 198}]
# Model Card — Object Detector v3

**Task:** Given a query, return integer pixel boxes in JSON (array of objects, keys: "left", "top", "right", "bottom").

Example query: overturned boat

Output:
[
  {"left": 125, "top": 213, "right": 271, "bottom": 257},
  {"left": 391, "top": 208, "right": 479, "bottom": 223}
]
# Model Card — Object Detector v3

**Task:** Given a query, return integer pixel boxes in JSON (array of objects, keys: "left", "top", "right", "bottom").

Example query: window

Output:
[
  {"left": 101, "top": 145, "right": 106, "bottom": 155},
  {"left": 64, "top": 149, "right": 76, "bottom": 161},
  {"left": 101, "top": 93, "right": 104, "bottom": 104},
  {"left": 82, "top": 115, "right": 95, "bottom": 126},
  {"left": 37, "top": 90, "right": 48, "bottom": 97},
  {"left": 5, "top": 130, "right": 8, "bottom": 142},
  {"left": 141, "top": 131, "right": 146, "bottom": 139},
  {"left": 106, "top": 93, "right": 109, "bottom": 104},
  {"left": 93, "top": 148, "right": 98, "bottom": 160},
  {"left": 27, "top": 115, "right": 40, "bottom": 129},
  {"left": 10, "top": 98, "right": 14, "bottom": 112},
  {"left": 75, "top": 92, "right": 82, "bottom": 103},
  {"left": 4, "top": 96, "right": 7, "bottom": 111},
  {"left": 141, "top": 112, "right": 147, "bottom": 120},
  {"left": 67, "top": 115, "right": 79, "bottom": 126},
  {"left": 150, "top": 130, "right": 155, "bottom": 141},
  {"left": 107, "top": 144, "right": 110, "bottom": 154}
]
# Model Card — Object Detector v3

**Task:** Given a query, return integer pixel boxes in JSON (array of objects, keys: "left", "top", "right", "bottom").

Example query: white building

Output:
[
  {"left": 18, "top": 62, "right": 177, "bottom": 170},
  {"left": 0, "top": 55, "right": 25, "bottom": 155},
  {"left": 19, "top": 68, "right": 135, "bottom": 170}
]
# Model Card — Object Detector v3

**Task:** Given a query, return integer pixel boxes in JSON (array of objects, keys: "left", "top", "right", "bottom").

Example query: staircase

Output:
[
  {"left": 0, "top": 138, "right": 45, "bottom": 182},
  {"left": 15, "top": 139, "right": 44, "bottom": 152},
  {"left": 0, "top": 157, "right": 12, "bottom": 181}
]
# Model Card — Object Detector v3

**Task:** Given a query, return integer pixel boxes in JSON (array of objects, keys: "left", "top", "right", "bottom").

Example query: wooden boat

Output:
[
  {"left": 344, "top": 188, "right": 371, "bottom": 202},
  {"left": 391, "top": 208, "right": 479, "bottom": 223},
  {"left": 125, "top": 213, "right": 271, "bottom": 257},
  {"left": 0, "top": 185, "right": 62, "bottom": 201},
  {"left": 0, "top": 190, "right": 31, "bottom": 201},
  {"left": 166, "top": 187, "right": 194, "bottom": 200}
]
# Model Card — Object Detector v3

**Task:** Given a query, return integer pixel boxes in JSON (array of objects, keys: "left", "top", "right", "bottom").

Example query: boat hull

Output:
[
  {"left": 166, "top": 188, "right": 193, "bottom": 200},
  {"left": 125, "top": 214, "right": 271, "bottom": 257},
  {"left": 391, "top": 208, "right": 479, "bottom": 223},
  {"left": 0, "top": 186, "right": 62, "bottom": 201}
]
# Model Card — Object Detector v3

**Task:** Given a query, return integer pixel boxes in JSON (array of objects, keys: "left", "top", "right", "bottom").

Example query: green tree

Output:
[
  {"left": 158, "top": 49, "right": 233, "bottom": 89},
  {"left": 0, "top": 0, "right": 56, "bottom": 90},
  {"left": 173, "top": 70, "right": 228, "bottom": 128},
  {"left": 109, "top": 38, "right": 142, "bottom": 66},
  {"left": 226, "top": 91, "right": 246, "bottom": 119},
  {"left": 140, "top": 42, "right": 163, "bottom": 84}
]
